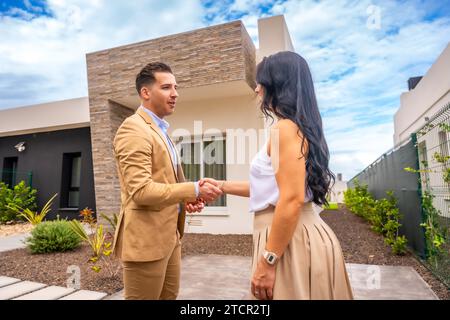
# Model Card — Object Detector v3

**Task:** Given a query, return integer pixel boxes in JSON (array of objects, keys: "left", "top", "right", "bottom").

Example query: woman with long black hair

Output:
[{"left": 195, "top": 51, "right": 354, "bottom": 300}]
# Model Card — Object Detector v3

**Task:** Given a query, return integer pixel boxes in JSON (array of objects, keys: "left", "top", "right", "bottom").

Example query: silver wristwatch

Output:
[{"left": 263, "top": 250, "right": 278, "bottom": 265}]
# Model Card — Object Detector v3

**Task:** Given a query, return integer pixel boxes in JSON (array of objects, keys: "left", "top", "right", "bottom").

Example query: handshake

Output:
[{"left": 185, "top": 178, "right": 223, "bottom": 213}]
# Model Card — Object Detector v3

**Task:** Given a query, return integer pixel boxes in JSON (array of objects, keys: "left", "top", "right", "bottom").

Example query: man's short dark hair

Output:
[{"left": 136, "top": 62, "right": 173, "bottom": 95}]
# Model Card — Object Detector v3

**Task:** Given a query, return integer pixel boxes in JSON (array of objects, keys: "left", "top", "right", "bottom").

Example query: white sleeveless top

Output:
[{"left": 249, "top": 140, "right": 313, "bottom": 213}]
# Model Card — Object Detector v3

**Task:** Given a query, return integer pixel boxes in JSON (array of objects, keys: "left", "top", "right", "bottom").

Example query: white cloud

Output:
[
  {"left": 0, "top": 0, "right": 204, "bottom": 109},
  {"left": 23, "top": 0, "right": 44, "bottom": 13},
  {"left": 327, "top": 122, "right": 395, "bottom": 180}
]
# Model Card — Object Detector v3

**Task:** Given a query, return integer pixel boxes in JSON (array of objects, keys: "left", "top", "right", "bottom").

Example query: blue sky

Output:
[{"left": 0, "top": 0, "right": 449, "bottom": 180}]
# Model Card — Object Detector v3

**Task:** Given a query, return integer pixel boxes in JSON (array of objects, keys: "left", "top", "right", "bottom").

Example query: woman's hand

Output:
[{"left": 251, "top": 257, "right": 276, "bottom": 300}]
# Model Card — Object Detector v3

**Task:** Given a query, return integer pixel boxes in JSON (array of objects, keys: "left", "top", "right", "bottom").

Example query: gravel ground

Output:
[
  {"left": 0, "top": 221, "right": 33, "bottom": 237},
  {"left": 0, "top": 206, "right": 448, "bottom": 299}
]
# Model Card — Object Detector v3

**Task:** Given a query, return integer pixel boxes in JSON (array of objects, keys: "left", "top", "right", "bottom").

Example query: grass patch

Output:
[{"left": 324, "top": 202, "right": 339, "bottom": 210}]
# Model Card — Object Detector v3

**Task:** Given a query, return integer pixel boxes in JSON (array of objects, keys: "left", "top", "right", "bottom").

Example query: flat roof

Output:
[{"left": 0, "top": 97, "right": 90, "bottom": 137}]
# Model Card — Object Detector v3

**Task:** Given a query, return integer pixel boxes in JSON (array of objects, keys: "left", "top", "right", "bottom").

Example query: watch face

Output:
[{"left": 263, "top": 251, "right": 277, "bottom": 265}]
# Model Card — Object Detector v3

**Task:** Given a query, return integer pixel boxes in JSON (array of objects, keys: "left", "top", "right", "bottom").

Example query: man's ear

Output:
[{"left": 140, "top": 86, "right": 151, "bottom": 99}]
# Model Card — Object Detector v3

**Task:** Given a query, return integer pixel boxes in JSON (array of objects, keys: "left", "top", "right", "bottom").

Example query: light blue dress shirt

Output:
[{"left": 140, "top": 106, "right": 199, "bottom": 197}]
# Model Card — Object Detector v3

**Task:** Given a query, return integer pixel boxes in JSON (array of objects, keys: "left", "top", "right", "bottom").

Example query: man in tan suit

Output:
[{"left": 113, "top": 62, "right": 222, "bottom": 300}]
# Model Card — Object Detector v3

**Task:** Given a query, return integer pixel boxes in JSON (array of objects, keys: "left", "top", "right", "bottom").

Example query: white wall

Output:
[
  {"left": 394, "top": 43, "right": 450, "bottom": 145},
  {"left": 257, "top": 15, "right": 295, "bottom": 62},
  {"left": 329, "top": 180, "right": 347, "bottom": 203},
  {"left": 169, "top": 94, "right": 263, "bottom": 234}
]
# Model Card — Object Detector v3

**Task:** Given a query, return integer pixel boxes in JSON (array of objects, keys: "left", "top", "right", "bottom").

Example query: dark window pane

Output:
[
  {"left": 203, "top": 140, "right": 226, "bottom": 207},
  {"left": 181, "top": 142, "right": 201, "bottom": 182}
]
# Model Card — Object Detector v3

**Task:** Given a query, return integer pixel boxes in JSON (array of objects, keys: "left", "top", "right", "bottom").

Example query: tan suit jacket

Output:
[{"left": 112, "top": 107, "right": 196, "bottom": 262}]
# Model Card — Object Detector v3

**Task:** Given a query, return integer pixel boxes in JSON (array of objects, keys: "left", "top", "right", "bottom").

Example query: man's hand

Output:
[
  {"left": 185, "top": 198, "right": 205, "bottom": 213},
  {"left": 198, "top": 179, "right": 222, "bottom": 202}
]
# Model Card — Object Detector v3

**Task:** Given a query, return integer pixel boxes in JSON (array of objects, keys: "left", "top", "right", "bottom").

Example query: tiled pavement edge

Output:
[{"left": 0, "top": 276, "right": 107, "bottom": 300}]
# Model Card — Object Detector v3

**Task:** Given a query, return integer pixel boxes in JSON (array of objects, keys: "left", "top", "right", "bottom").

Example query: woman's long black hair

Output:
[{"left": 256, "top": 51, "right": 334, "bottom": 206}]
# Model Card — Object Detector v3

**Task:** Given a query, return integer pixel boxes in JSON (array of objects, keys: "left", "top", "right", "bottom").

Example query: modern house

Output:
[
  {"left": 1, "top": 15, "right": 302, "bottom": 232},
  {"left": 329, "top": 173, "right": 347, "bottom": 203},
  {"left": 0, "top": 97, "right": 96, "bottom": 219},
  {"left": 394, "top": 43, "right": 450, "bottom": 147}
]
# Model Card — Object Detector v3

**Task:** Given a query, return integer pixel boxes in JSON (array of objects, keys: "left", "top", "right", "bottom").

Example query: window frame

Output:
[
  {"left": 61, "top": 152, "right": 82, "bottom": 209},
  {"left": 175, "top": 134, "right": 228, "bottom": 214}
]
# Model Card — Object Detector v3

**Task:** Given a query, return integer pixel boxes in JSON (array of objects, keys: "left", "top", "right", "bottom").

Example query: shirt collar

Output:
[{"left": 140, "top": 106, "right": 170, "bottom": 133}]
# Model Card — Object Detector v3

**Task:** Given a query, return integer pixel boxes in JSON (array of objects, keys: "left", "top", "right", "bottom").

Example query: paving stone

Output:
[
  {"left": 0, "top": 276, "right": 21, "bottom": 288},
  {"left": 13, "top": 285, "right": 76, "bottom": 300},
  {"left": 0, "top": 281, "right": 47, "bottom": 300},
  {"left": 59, "top": 290, "right": 107, "bottom": 300},
  {"left": 346, "top": 263, "right": 439, "bottom": 300}
]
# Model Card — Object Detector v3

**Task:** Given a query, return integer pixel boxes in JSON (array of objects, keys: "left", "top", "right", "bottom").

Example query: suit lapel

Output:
[{"left": 137, "top": 107, "right": 179, "bottom": 181}]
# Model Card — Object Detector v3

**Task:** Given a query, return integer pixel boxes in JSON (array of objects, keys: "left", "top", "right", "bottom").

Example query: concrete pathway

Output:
[
  {"left": 106, "top": 254, "right": 439, "bottom": 300},
  {"left": 0, "top": 233, "right": 28, "bottom": 252}
]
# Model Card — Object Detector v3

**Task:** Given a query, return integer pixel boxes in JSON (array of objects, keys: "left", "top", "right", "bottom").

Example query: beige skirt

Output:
[{"left": 251, "top": 202, "right": 354, "bottom": 300}]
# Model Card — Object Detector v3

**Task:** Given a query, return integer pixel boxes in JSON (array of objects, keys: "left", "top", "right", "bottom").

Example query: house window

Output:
[
  {"left": 179, "top": 137, "right": 226, "bottom": 207},
  {"left": 2, "top": 157, "right": 18, "bottom": 187},
  {"left": 61, "top": 153, "right": 81, "bottom": 208}
]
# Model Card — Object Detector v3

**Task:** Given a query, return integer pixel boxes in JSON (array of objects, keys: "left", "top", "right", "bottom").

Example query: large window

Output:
[
  {"left": 178, "top": 136, "right": 226, "bottom": 207},
  {"left": 2, "top": 157, "right": 18, "bottom": 187},
  {"left": 61, "top": 153, "right": 81, "bottom": 208}
]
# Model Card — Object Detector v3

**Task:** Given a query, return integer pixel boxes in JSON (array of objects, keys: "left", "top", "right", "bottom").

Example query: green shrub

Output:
[
  {"left": 344, "top": 183, "right": 408, "bottom": 255},
  {"left": 0, "top": 181, "right": 37, "bottom": 223},
  {"left": 344, "top": 180, "right": 376, "bottom": 220},
  {"left": 26, "top": 220, "right": 82, "bottom": 253},
  {"left": 389, "top": 235, "right": 408, "bottom": 255}
]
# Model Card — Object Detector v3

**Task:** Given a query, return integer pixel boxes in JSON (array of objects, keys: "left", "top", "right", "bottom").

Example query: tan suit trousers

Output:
[{"left": 122, "top": 233, "right": 181, "bottom": 300}]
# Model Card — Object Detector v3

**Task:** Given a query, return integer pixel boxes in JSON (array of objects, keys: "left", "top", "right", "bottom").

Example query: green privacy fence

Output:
[
  {"left": 0, "top": 169, "right": 33, "bottom": 188},
  {"left": 348, "top": 139, "right": 425, "bottom": 257}
]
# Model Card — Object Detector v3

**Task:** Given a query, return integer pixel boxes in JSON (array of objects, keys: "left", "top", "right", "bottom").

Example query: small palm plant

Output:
[
  {"left": 69, "top": 208, "right": 118, "bottom": 277},
  {"left": 8, "top": 193, "right": 58, "bottom": 225}
]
